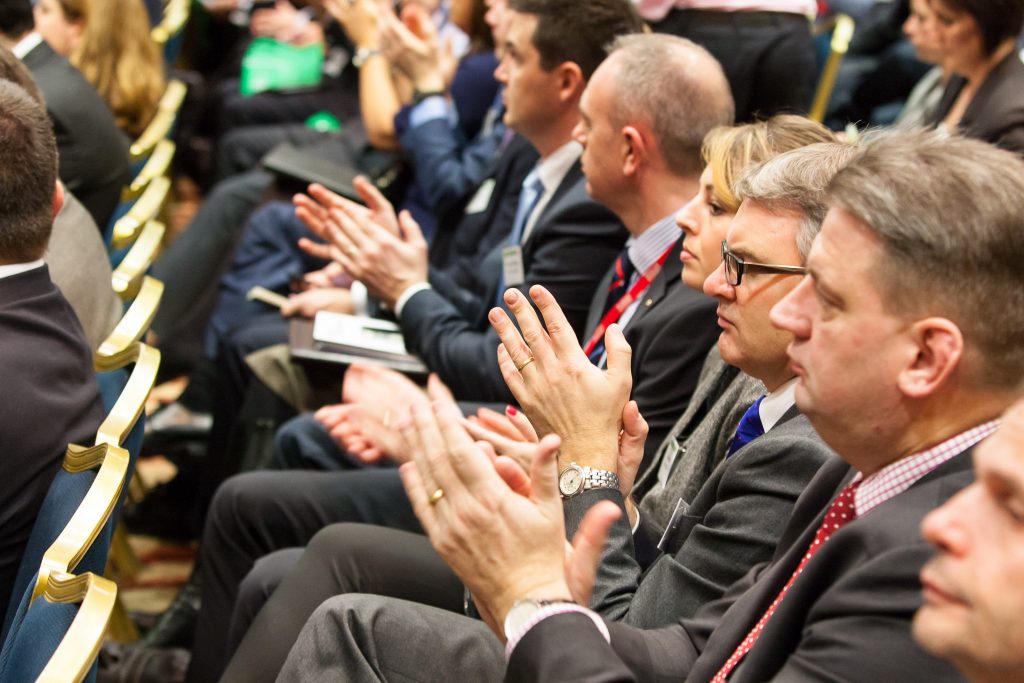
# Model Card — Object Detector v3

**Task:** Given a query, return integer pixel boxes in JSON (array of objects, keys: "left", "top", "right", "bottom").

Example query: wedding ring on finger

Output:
[
  {"left": 428, "top": 488, "right": 445, "bottom": 505},
  {"left": 516, "top": 356, "right": 536, "bottom": 373}
]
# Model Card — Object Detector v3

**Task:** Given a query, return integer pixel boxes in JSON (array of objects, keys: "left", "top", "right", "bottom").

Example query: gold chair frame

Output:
[
  {"left": 35, "top": 572, "right": 117, "bottom": 683},
  {"left": 122, "top": 139, "right": 176, "bottom": 203},
  {"left": 809, "top": 14, "right": 855, "bottom": 123},
  {"left": 110, "top": 175, "right": 171, "bottom": 250},
  {"left": 97, "top": 276, "right": 164, "bottom": 358},
  {"left": 111, "top": 220, "right": 166, "bottom": 301}
]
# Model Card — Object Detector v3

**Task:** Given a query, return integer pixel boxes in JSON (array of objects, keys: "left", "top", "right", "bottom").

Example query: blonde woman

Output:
[{"left": 35, "top": 0, "right": 165, "bottom": 137}]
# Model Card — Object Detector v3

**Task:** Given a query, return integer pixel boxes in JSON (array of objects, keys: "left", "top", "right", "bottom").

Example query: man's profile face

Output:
[
  {"left": 493, "top": 11, "right": 560, "bottom": 140},
  {"left": 769, "top": 207, "right": 908, "bottom": 459},
  {"left": 573, "top": 56, "right": 620, "bottom": 205},
  {"left": 701, "top": 199, "right": 802, "bottom": 388},
  {"left": 913, "top": 401, "right": 1024, "bottom": 681}
]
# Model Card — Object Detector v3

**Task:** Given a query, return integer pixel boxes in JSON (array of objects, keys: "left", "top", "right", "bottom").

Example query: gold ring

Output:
[
  {"left": 428, "top": 488, "right": 445, "bottom": 505},
  {"left": 516, "top": 357, "right": 536, "bottom": 372}
]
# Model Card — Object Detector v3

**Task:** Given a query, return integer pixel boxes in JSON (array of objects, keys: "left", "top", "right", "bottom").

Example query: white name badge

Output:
[
  {"left": 501, "top": 245, "right": 526, "bottom": 288},
  {"left": 464, "top": 179, "right": 496, "bottom": 214}
]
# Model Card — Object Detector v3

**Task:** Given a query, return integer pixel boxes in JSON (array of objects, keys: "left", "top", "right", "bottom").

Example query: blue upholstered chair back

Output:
[{"left": 0, "top": 368, "right": 142, "bottom": 649}]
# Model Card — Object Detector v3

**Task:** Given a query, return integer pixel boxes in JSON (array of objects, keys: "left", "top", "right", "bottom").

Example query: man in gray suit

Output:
[
  {"left": 272, "top": 142, "right": 851, "bottom": 681},
  {"left": 396, "top": 130, "right": 1024, "bottom": 682}
]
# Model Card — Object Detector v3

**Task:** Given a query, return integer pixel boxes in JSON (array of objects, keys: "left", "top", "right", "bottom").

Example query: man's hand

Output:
[
  {"left": 398, "top": 401, "right": 622, "bottom": 638},
  {"left": 379, "top": 4, "right": 446, "bottom": 92},
  {"left": 280, "top": 287, "right": 354, "bottom": 318},
  {"left": 319, "top": 205, "right": 429, "bottom": 308},
  {"left": 489, "top": 285, "right": 633, "bottom": 472},
  {"left": 294, "top": 177, "right": 400, "bottom": 253},
  {"left": 323, "top": 0, "right": 382, "bottom": 48}
]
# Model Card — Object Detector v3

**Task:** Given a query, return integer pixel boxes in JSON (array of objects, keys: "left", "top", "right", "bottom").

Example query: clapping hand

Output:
[
  {"left": 489, "top": 285, "right": 634, "bottom": 473},
  {"left": 398, "top": 400, "right": 622, "bottom": 639}
]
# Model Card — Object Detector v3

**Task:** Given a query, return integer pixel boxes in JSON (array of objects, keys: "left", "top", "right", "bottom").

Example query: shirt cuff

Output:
[
  {"left": 350, "top": 281, "right": 369, "bottom": 316},
  {"left": 409, "top": 96, "right": 450, "bottom": 129},
  {"left": 631, "top": 504, "right": 641, "bottom": 535},
  {"left": 505, "top": 604, "right": 610, "bottom": 660},
  {"left": 394, "top": 282, "right": 432, "bottom": 318}
]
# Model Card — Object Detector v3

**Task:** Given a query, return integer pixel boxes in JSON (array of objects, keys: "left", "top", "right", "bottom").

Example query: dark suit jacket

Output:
[
  {"left": 0, "top": 265, "right": 103, "bottom": 607},
  {"left": 427, "top": 133, "right": 539, "bottom": 296},
  {"left": 931, "top": 50, "right": 1024, "bottom": 156},
  {"left": 511, "top": 449, "right": 972, "bottom": 682},
  {"left": 400, "top": 160, "right": 627, "bottom": 403},
  {"left": 581, "top": 242, "right": 718, "bottom": 470},
  {"left": 22, "top": 41, "right": 130, "bottom": 229},
  {"left": 565, "top": 408, "right": 834, "bottom": 630}
]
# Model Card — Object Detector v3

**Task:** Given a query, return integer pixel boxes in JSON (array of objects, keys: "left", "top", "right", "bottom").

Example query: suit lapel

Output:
[{"left": 520, "top": 161, "right": 583, "bottom": 259}]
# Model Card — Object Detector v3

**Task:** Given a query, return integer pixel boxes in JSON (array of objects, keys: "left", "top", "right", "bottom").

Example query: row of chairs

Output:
[
  {"left": 0, "top": 5, "right": 189, "bottom": 675},
  {"left": 0, "top": 277, "right": 165, "bottom": 681}
]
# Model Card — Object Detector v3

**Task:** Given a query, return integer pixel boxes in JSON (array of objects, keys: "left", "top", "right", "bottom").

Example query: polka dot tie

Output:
[{"left": 711, "top": 481, "right": 861, "bottom": 682}]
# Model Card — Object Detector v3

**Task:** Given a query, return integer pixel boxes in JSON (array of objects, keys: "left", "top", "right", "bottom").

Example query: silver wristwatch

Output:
[{"left": 558, "top": 462, "right": 620, "bottom": 499}]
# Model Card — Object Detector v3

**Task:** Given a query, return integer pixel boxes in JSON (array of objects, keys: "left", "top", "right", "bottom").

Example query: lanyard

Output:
[{"left": 582, "top": 243, "right": 674, "bottom": 356}]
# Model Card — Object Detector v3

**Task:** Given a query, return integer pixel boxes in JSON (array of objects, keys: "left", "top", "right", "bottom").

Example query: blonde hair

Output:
[
  {"left": 702, "top": 114, "right": 836, "bottom": 214},
  {"left": 62, "top": 0, "right": 165, "bottom": 137}
]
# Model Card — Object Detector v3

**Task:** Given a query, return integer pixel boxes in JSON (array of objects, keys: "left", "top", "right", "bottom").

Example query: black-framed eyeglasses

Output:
[{"left": 721, "top": 240, "right": 807, "bottom": 287}]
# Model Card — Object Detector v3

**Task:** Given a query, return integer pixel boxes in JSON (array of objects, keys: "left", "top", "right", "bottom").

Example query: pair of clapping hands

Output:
[
  {"left": 293, "top": 177, "right": 428, "bottom": 309},
  {"left": 398, "top": 286, "right": 650, "bottom": 639},
  {"left": 323, "top": 0, "right": 457, "bottom": 90}
]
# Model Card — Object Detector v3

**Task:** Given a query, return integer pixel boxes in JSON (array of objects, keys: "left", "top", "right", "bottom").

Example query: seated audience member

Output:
[
  {"left": 33, "top": 0, "right": 165, "bottom": 137},
  {"left": 0, "top": 0, "right": 129, "bottom": 229},
  {"left": 926, "top": 0, "right": 1024, "bottom": 154},
  {"left": 0, "top": 80, "right": 103, "bottom": 607},
  {"left": 0, "top": 43, "right": 120, "bottom": 350},
  {"left": 636, "top": 0, "right": 817, "bottom": 122},
  {"left": 226, "top": 133, "right": 847, "bottom": 683},
  {"left": 391, "top": 130, "right": 1024, "bottom": 682},
  {"left": 913, "top": 399, "right": 1024, "bottom": 683}
]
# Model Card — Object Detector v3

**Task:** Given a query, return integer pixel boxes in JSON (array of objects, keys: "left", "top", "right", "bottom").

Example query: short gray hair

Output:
[
  {"left": 607, "top": 33, "right": 734, "bottom": 179},
  {"left": 827, "top": 129, "right": 1024, "bottom": 389},
  {"left": 735, "top": 142, "right": 857, "bottom": 262}
]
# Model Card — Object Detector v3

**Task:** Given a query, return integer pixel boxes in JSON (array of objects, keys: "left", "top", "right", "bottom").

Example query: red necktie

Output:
[{"left": 712, "top": 480, "right": 861, "bottom": 682}]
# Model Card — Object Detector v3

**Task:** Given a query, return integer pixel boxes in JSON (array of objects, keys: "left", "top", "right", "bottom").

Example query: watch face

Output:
[{"left": 559, "top": 466, "right": 583, "bottom": 496}]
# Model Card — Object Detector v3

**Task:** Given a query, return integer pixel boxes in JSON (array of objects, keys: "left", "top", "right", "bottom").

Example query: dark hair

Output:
[
  {"left": 0, "top": 44, "right": 44, "bottom": 105},
  {"left": 507, "top": 0, "right": 643, "bottom": 80},
  {"left": 0, "top": 81, "right": 57, "bottom": 261},
  {"left": 0, "top": 0, "right": 34, "bottom": 40},
  {"left": 930, "top": 0, "right": 1024, "bottom": 55}
]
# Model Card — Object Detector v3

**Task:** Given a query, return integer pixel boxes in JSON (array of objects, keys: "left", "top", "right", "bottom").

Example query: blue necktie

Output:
[
  {"left": 495, "top": 171, "right": 544, "bottom": 305},
  {"left": 587, "top": 249, "right": 636, "bottom": 365},
  {"left": 727, "top": 396, "right": 765, "bottom": 456}
]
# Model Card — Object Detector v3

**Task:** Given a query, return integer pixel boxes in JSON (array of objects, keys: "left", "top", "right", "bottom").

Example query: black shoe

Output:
[
  {"left": 141, "top": 576, "right": 201, "bottom": 649},
  {"left": 98, "top": 643, "right": 190, "bottom": 683},
  {"left": 143, "top": 402, "right": 213, "bottom": 456}
]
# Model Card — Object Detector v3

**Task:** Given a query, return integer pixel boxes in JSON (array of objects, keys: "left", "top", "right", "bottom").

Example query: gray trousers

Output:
[{"left": 277, "top": 594, "right": 505, "bottom": 683}]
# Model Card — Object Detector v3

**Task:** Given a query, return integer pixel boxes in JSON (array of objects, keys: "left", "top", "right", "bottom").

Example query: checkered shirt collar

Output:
[{"left": 852, "top": 419, "right": 1000, "bottom": 518}]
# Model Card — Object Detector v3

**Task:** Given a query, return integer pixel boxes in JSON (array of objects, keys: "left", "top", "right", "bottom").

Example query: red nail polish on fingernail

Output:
[{"left": 506, "top": 405, "right": 517, "bottom": 416}]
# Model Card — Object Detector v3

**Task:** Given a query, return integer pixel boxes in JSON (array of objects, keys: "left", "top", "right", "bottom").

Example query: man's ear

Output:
[
  {"left": 621, "top": 125, "right": 647, "bottom": 178},
  {"left": 555, "top": 61, "right": 585, "bottom": 105},
  {"left": 897, "top": 317, "right": 964, "bottom": 399},
  {"left": 52, "top": 180, "right": 64, "bottom": 220}
]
